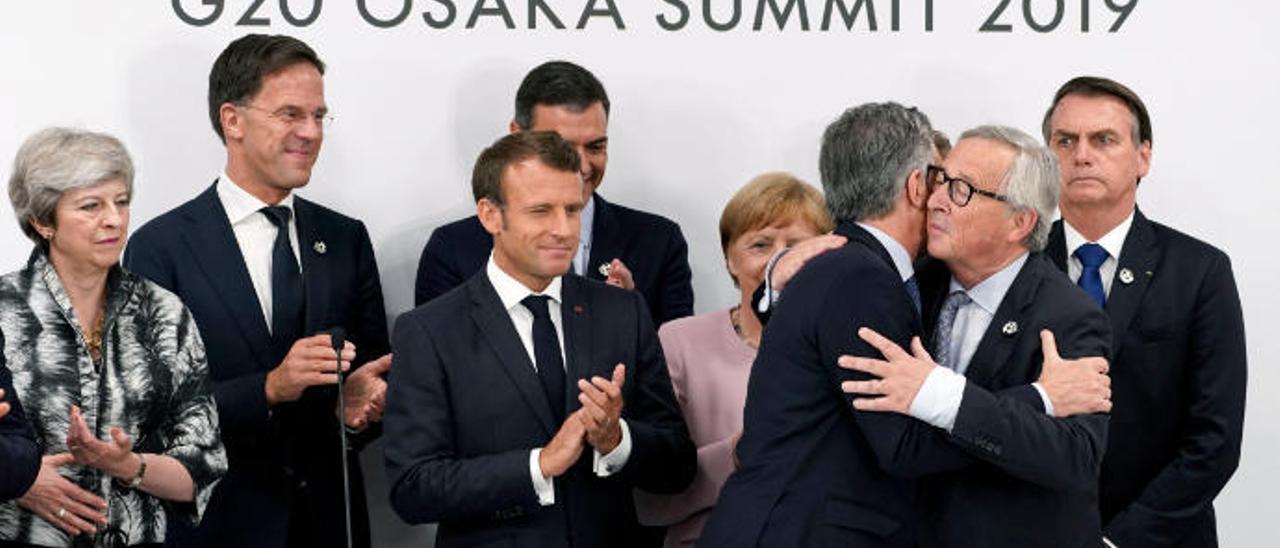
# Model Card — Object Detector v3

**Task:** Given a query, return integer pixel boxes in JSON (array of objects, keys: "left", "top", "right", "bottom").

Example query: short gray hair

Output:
[
  {"left": 958, "top": 125, "right": 1059, "bottom": 251},
  {"left": 8, "top": 127, "right": 135, "bottom": 248},
  {"left": 820, "top": 102, "right": 933, "bottom": 223}
]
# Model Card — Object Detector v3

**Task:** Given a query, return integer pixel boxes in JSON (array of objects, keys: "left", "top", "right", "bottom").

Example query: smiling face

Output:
[
  {"left": 221, "top": 62, "right": 326, "bottom": 204},
  {"left": 1047, "top": 94, "right": 1151, "bottom": 215},
  {"left": 926, "top": 138, "right": 1027, "bottom": 286},
  {"left": 479, "top": 158, "right": 586, "bottom": 292},
  {"left": 522, "top": 102, "right": 608, "bottom": 197},
  {"left": 34, "top": 178, "right": 130, "bottom": 275}
]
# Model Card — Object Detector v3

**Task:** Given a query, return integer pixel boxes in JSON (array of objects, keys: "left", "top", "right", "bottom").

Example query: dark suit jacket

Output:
[
  {"left": 913, "top": 253, "right": 1112, "bottom": 548},
  {"left": 384, "top": 271, "right": 696, "bottom": 548},
  {"left": 0, "top": 331, "right": 39, "bottom": 502},
  {"left": 701, "top": 222, "right": 986, "bottom": 548},
  {"left": 124, "top": 183, "right": 390, "bottom": 548},
  {"left": 414, "top": 194, "right": 694, "bottom": 325},
  {"left": 1046, "top": 211, "right": 1246, "bottom": 548}
]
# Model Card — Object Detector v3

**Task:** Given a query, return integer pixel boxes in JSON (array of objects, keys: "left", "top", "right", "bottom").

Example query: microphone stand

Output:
[{"left": 331, "top": 328, "right": 353, "bottom": 548}]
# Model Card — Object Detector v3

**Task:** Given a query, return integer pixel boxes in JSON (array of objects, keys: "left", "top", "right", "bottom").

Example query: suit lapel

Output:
[
  {"left": 468, "top": 275, "right": 557, "bottom": 436},
  {"left": 180, "top": 183, "right": 275, "bottom": 371},
  {"left": 585, "top": 194, "right": 618, "bottom": 282},
  {"left": 1046, "top": 221, "right": 1069, "bottom": 272},
  {"left": 560, "top": 277, "right": 594, "bottom": 412},
  {"left": 962, "top": 256, "right": 1042, "bottom": 386},
  {"left": 294, "top": 198, "right": 331, "bottom": 336},
  {"left": 1103, "top": 209, "right": 1159, "bottom": 356}
]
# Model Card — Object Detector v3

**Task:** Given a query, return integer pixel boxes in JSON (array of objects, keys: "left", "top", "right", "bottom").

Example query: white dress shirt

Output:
[
  {"left": 484, "top": 256, "right": 631, "bottom": 506},
  {"left": 216, "top": 175, "right": 301, "bottom": 332},
  {"left": 1063, "top": 209, "right": 1135, "bottom": 300},
  {"left": 573, "top": 195, "right": 596, "bottom": 277},
  {"left": 909, "top": 253, "right": 1057, "bottom": 430}
]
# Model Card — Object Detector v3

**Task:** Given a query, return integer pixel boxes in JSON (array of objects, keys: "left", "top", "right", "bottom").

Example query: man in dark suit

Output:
[
  {"left": 124, "top": 34, "right": 391, "bottom": 548},
  {"left": 414, "top": 61, "right": 693, "bottom": 326},
  {"left": 384, "top": 130, "right": 695, "bottom": 547},
  {"left": 840, "top": 126, "right": 1113, "bottom": 547},
  {"left": 0, "top": 332, "right": 40, "bottom": 502},
  {"left": 701, "top": 103, "right": 991, "bottom": 548},
  {"left": 1041, "top": 76, "right": 1246, "bottom": 548}
]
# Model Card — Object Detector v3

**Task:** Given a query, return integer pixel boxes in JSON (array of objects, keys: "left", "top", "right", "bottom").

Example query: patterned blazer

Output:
[{"left": 0, "top": 249, "right": 227, "bottom": 546}]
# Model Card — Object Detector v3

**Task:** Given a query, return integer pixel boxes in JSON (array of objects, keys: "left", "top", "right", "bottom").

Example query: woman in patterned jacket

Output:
[{"left": 0, "top": 128, "right": 226, "bottom": 547}]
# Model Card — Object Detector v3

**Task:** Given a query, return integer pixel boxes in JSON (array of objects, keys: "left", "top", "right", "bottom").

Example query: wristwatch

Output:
[{"left": 116, "top": 453, "right": 146, "bottom": 489}]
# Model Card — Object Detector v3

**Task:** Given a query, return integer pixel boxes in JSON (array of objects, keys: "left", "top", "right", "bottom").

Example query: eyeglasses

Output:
[
  {"left": 926, "top": 164, "right": 1008, "bottom": 207},
  {"left": 239, "top": 103, "right": 334, "bottom": 128}
]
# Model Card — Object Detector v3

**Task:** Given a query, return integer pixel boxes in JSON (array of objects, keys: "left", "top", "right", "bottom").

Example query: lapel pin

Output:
[
  {"left": 313, "top": 241, "right": 327, "bottom": 255},
  {"left": 1118, "top": 268, "right": 1135, "bottom": 285},
  {"left": 597, "top": 262, "right": 612, "bottom": 278},
  {"left": 573, "top": 305, "right": 584, "bottom": 314},
  {"left": 1001, "top": 321, "right": 1019, "bottom": 336}
]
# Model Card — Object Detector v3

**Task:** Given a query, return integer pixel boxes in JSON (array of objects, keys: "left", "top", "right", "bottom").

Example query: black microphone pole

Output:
[{"left": 329, "top": 327, "right": 353, "bottom": 548}]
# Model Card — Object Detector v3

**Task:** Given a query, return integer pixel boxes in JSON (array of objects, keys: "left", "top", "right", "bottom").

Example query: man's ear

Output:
[
  {"left": 1009, "top": 208, "right": 1038, "bottom": 245},
  {"left": 508, "top": 120, "right": 521, "bottom": 135},
  {"left": 477, "top": 198, "right": 503, "bottom": 236},
  {"left": 906, "top": 169, "right": 929, "bottom": 209},
  {"left": 221, "top": 103, "right": 244, "bottom": 141}
]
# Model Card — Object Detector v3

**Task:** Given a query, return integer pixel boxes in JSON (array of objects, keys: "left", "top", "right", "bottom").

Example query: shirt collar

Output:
[
  {"left": 856, "top": 222, "right": 915, "bottom": 282},
  {"left": 217, "top": 172, "right": 296, "bottom": 226},
  {"left": 1063, "top": 208, "right": 1134, "bottom": 261},
  {"left": 486, "top": 254, "right": 563, "bottom": 311},
  {"left": 949, "top": 252, "right": 1029, "bottom": 315},
  {"left": 580, "top": 194, "right": 596, "bottom": 245}
]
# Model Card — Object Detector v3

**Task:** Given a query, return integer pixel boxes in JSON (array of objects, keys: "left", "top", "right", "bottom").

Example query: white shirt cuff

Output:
[
  {"left": 529, "top": 449, "right": 555, "bottom": 506},
  {"left": 593, "top": 418, "right": 632, "bottom": 477},
  {"left": 907, "top": 366, "right": 966, "bottom": 431},
  {"left": 1103, "top": 536, "right": 1118, "bottom": 548},
  {"left": 758, "top": 248, "right": 791, "bottom": 314},
  {"left": 1031, "top": 382, "right": 1056, "bottom": 417}
]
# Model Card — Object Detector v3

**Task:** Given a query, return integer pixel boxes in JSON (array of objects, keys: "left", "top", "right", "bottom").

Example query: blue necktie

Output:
[
  {"left": 521, "top": 295, "right": 566, "bottom": 422},
  {"left": 904, "top": 275, "right": 922, "bottom": 316},
  {"left": 261, "top": 206, "right": 304, "bottom": 356},
  {"left": 1074, "top": 243, "right": 1109, "bottom": 308}
]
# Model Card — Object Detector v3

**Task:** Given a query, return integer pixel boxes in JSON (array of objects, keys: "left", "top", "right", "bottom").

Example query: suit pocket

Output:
[{"left": 821, "top": 496, "right": 902, "bottom": 537}]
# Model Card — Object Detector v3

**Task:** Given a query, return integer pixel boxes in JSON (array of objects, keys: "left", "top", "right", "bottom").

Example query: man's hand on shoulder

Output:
[{"left": 1036, "top": 330, "right": 1112, "bottom": 416}]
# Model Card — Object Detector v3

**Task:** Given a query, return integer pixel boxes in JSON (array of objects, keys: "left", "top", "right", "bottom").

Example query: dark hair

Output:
[
  {"left": 513, "top": 61, "right": 610, "bottom": 129},
  {"left": 472, "top": 131, "right": 582, "bottom": 206},
  {"left": 1042, "top": 76, "right": 1152, "bottom": 147},
  {"left": 208, "top": 34, "right": 325, "bottom": 143}
]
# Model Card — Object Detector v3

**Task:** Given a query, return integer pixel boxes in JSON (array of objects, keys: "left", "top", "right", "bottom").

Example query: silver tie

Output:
[{"left": 933, "top": 290, "right": 972, "bottom": 371}]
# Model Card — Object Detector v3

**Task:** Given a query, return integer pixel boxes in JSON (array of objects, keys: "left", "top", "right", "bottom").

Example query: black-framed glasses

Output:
[
  {"left": 239, "top": 103, "right": 334, "bottom": 128},
  {"left": 926, "top": 164, "right": 1008, "bottom": 207}
]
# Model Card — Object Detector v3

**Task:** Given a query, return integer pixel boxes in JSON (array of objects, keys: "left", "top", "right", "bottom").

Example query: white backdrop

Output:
[{"left": 1, "top": 2, "right": 1276, "bottom": 546}]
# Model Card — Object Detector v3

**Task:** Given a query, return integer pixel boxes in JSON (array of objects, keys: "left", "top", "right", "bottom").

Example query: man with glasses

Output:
[
  {"left": 1041, "top": 77, "right": 1246, "bottom": 548},
  {"left": 835, "top": 126, "right": 1113, "bottom": 546},
  {"left": 125, "top": 34, "right": 391, "bottom": 548}
]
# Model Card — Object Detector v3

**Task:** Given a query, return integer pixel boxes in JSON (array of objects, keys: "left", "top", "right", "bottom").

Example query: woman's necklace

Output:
[
  {"left": 86, "top": 308, "right": 105, "bottom": 364},
  {"left": 730, "top": 305, "right": 759, "bottom": 349}
]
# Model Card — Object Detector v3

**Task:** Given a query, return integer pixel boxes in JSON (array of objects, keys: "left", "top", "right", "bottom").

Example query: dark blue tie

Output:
[
  {"left": 904, "top": 275, "right": 922, "bottom": 316},
  {"left": 521, "top": 295, "right": 566, "bottom": 422},
  {"left": 1074, "top": 243, "right": 1109, "bottom": 308},
  {"left": 261, "top": 206, "right": 304, "bottom": 355}
]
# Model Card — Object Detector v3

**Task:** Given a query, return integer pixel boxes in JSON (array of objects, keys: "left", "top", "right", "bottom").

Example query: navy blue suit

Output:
[
  {"left": 0, "top": 330, "right": 39, "bottom": 502},
  {"left": 384, "top": 271, "right": 695, "bottom": 548},
  {"left": 913, "top": 253, "right": 1112, "bottom": 548},
  {"left": 124, "top": 183, "right": 390, "bottom": 548},
  {"left": 1046, "top": 211, "right": 1246, "bottom": 548},
  {"left": 414, "top": 194, "right": 694, "bottom": 325},
  {"left": 702, "top": 223, "right": 983, "bottom": 548}
]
